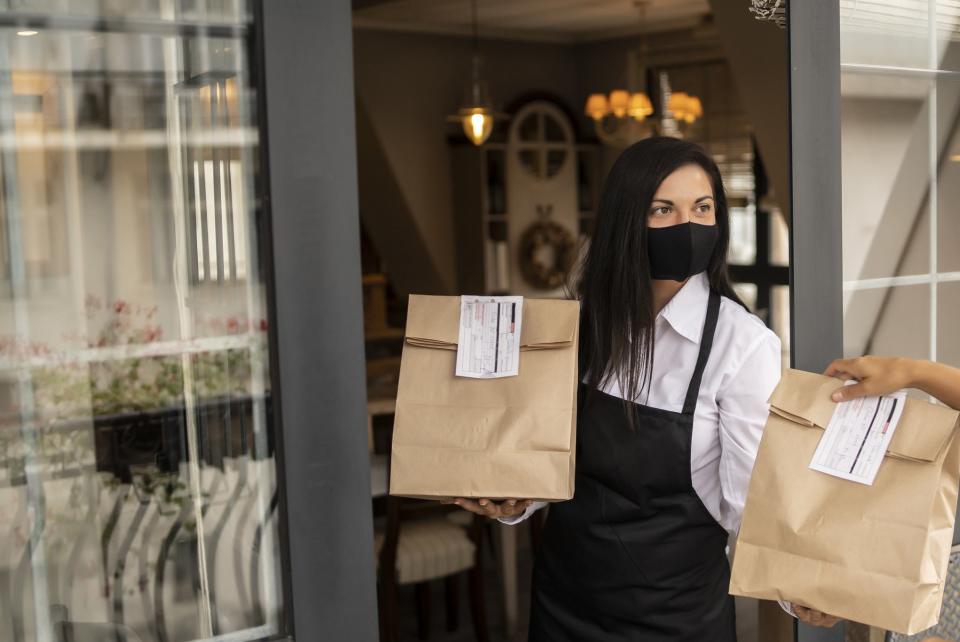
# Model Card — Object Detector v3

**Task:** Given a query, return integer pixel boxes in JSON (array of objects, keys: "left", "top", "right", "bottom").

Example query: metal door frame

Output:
[
  {"left": 259, "top": 1, "right": 379, "bottom": 640},
  {"left": 787, "top": 0, "right": 844, "bottom": 640}
]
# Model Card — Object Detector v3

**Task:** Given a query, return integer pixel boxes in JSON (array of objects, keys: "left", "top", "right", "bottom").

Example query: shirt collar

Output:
[{"left": 657, "top": 271, "right": 710, "bottom": 344}]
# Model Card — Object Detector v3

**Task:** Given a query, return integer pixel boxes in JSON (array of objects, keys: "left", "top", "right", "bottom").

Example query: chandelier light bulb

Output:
[
  {"left": 459, "top": 107, "right": 494, "bottom": 146},
  {"left": 609, "top": 90, "right": 630, "bottom": 118},
  {"left": 585, "top": 93, "right": 609, "bottom": 121},
  {"left": 628, "top": 92, "right": 653, "bottom": 121}
]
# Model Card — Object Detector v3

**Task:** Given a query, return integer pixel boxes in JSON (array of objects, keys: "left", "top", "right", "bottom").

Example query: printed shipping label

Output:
[
  {"left": 455, "top": 295, "right": 523, "bottom": 378},
  {"left": 809, "top": 384, "right": 907, "bottom": 485}
]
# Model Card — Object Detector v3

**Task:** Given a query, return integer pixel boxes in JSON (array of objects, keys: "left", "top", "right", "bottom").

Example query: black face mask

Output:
[{"left": 646, "top": 222, "right": 719, "bottom": 282}]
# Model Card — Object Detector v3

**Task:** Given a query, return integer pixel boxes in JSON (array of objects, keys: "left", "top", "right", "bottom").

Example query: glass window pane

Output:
[
  {"left": 546, "top": 149, "right": 566, "bottom": 178},
  {"left": 0, "top": 9, "right": 285, "bottom": 642},
  {"left": 733, "top": 282, "right": 758, "bottom": 312},
  {"left": 518, "top": 149, "right": 540, "bottom": 178},
  {"left": 938, "top": 79, "right": 960, "bottom": 273},
  {"left": 841, "top": 0, "right": 933, "bottom": 69},
  {"left": 841, "top": 71, "right": 932, "bottom": 281},
  {"left": 518, "top": 112, "right": 539, "bottom": 142},
  {"left": 544, "top": 113, "right": 565, "bottom": 142},
  {"left": 937, "top": 1, "right": 960, "bottom": 72},
  {"left": 769, "top": 207, "right": 789, "bottom": 267},
  {"left": 727, "top": 204, "right": 756, "bottom": 265},
  {"left": 772, "top": 285, "right": 791, "bottom": 363},
  {"left": 3, "top": 0, "right": 251, "bottom": 22},
  {"left": 843, "top": 284, "right": 931, "bottom": 359},
  {"left": 939, "top": 281, "right": 960, "bottom": 368}
]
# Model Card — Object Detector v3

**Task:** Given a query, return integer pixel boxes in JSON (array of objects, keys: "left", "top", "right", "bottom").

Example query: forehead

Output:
[{"left": 653, "top": 164, "right": 713, "bottom": 197}]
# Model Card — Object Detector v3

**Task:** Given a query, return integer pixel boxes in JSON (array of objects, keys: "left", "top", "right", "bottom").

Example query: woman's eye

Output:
[
  {"left": 696, "top": 203, "right": 713, "bottom": 214},
  {"left": 651, "top": 206, "right": 671, "bottom": 216}
]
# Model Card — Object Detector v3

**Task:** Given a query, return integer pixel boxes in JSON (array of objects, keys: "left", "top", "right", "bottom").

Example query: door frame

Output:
[
  {"left": 787, "top": 0, "right": 844, "bottom": 641},
  {"left": 259, "top": 1, "right": 379, "bottom": 640}
]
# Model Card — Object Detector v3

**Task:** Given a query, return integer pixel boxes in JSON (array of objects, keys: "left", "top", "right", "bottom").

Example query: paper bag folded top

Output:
[
  {"left": 389, "top": 295, "right": 580, "bottom": 502},
  {"left": 729, "top": 368, "right": 960, "bottom": 635}
]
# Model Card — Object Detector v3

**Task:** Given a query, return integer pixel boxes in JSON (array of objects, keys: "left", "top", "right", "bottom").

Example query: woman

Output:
[{"left": 453, "top": 137, "right": 824, "bottom": 639}]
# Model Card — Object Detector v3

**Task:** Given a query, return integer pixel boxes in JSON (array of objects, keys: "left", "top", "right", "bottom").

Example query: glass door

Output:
[
  {"left": 789, "top": 1, "right": 960, "bottom": 641},
  {"left": 838, "top": 1, "right": 960, "bottom": 387},
  {"left": 0, "top": 3, "right": 285, "bottom": 641}
]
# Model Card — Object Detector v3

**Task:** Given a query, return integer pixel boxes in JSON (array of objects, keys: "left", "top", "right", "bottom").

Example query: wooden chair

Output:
[{"left": 376, "top": 497, "right": 490, "bottom": 642}]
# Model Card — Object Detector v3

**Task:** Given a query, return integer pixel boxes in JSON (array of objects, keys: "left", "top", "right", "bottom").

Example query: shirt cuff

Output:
[
  {"left": 779, "top": 601, "right": 797, "bottom": 618},
  {"left": 497, "top": 501, "right": 547, "bottom": 525}
]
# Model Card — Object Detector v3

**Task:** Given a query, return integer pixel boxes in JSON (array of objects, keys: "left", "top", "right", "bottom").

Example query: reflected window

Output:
[
  {"left": 0, "top": 6, "right": 285, "bottom": 642},
  {"left": 839, "top": 3, "right": 960, "bottom": 370}
]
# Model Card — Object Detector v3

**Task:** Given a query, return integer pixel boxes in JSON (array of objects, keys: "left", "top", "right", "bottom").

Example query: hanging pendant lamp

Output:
[{"left": 447, "top": 0, "right": 506, "bottom": 145}]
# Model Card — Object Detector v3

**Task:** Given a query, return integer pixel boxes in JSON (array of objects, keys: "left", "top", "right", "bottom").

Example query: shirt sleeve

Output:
[
  {"left": 718, "top": 332, "right": 792, "bottom": 618},
  {"left": 497, "top": 501, "right": 548, "bottom": 525},
  {"left": 716, "top": 329, "right": 782, "bottom": 539}
]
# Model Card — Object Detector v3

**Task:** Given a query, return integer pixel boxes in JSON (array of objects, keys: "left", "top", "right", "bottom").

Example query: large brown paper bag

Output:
[
  {"left": 389, "top": 295, "right": 579, "bottom": 501},
  {"left": 730, "top": 368, "right": 960, "bottom": 634}
]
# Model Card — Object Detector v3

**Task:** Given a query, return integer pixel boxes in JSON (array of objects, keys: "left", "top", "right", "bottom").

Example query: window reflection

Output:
[{"left": 0, "top": 7, "right": 283, "bottom": 642}]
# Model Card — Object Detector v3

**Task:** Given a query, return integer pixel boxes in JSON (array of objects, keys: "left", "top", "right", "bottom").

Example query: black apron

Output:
[{"left": 529, "top": 290, "right": 736, "bottom": 642}]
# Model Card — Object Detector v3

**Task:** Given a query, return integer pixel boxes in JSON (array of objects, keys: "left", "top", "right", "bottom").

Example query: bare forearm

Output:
[{"left": 906, "top": 359, "right": 960, "bottom": 410}]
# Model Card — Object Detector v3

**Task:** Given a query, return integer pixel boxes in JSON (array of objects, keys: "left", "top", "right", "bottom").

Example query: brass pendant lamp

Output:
[{"left": 447, "top": 0, "right": 506, "bottom": 145}]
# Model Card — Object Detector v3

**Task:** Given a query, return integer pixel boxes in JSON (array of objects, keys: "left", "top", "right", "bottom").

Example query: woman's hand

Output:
[
  {"left": 793, "top": 605, "right": 841, "bottom": 628},
  {"left": 824, "top": 356, "right": 914, "bottom": 402},
  {"left": 444, "top": 498, "right": 533, "bottom": 519}
]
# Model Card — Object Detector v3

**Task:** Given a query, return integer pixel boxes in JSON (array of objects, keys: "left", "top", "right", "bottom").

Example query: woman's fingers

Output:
[
  {"left": 454, "top": 498, "right": 504, "bottom": 517},
  {"left": 476, "top": 499, "right": 500, "bottom": 517},
  {"left": 498, "top": 499, "right": 519, "bottom": 517},
  {"left": 451, "top": 498, "right": 533, "bottom": 519},
  {"left": 794, "top": 605, "right": 840, "bottom": 628},
  {"left": 453, "top": 498, "right": 490, "bottom": 515}
]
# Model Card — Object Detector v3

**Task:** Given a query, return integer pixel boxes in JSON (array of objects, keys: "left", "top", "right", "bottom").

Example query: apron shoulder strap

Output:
[{"left": 682, "top": 289, "right": 721, "bottom": 416}]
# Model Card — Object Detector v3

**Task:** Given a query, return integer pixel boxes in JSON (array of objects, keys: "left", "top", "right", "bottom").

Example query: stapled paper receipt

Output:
[
  {"left": 455, "top": 295, "right": 523, "bottom": 378},
  {"left": 809, "top": 384, "right": 907, "bottom": 485}
]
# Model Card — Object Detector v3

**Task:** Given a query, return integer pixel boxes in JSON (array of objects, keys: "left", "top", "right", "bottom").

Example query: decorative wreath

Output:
[{"left": 518, "top": 220, "right": 577, "bottom": 290}]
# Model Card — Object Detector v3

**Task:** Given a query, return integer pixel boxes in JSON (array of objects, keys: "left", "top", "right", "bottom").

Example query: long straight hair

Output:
[{"left": 576, "top": 136, "right": 745, "bottom": 410}]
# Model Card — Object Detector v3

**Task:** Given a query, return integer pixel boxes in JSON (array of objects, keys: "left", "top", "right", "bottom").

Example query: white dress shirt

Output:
[{"left": 501, "top": 271, "right": 782, "bottom": 543}]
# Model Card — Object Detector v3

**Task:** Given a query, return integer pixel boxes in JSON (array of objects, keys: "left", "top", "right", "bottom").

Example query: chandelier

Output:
[
  {"left": 583, "top": 1, "right": 703, "bottom": 146},
  {"left": 447, "top": 0, "right": 507, "bottom": 146},
  {"left": 667, "top": 92, "right": 703, "bottom": 124}
]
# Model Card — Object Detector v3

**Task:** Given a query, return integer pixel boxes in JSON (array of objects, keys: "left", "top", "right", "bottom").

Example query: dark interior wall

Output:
[
  {"left": 353, "top": 23, "right": 791, "bottom": 295},
  {"left": 353, "top": 29, "right": 581, "bottom": 294}
]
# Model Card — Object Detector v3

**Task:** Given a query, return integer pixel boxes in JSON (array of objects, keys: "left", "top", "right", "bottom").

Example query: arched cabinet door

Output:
[{"left": 506, "top": 100, "right": 579, "bottom": 297}]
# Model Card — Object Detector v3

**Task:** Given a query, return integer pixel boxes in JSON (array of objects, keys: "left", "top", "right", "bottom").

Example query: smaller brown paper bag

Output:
[
  {"left": 730, "top": 368, "right": 960, "bottom": 635},
  {"left": 389, "top": 295, "right": 579, "bottom": 501}
]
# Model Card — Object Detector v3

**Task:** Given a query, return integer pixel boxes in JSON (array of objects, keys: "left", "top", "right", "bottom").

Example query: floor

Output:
[{"left": 394, "top": 520, "right": 760, "bottom": 642}]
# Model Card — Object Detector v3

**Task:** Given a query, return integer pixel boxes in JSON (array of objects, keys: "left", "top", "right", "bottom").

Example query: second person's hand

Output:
[
  {"left": 444, "top": 498, "right": 533, "bottom": 519},
  {"left": 823, "top": 356, "right": 914, "bottom": 402}
]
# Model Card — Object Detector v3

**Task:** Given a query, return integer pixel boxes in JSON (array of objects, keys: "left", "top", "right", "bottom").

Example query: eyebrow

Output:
[{"left": 650, "top": 196, "right": 714, "bottom": 205}]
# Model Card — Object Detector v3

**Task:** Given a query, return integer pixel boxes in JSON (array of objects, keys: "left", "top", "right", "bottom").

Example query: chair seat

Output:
[{"left": 376, "top": 517, "right": 476, "bottom": 585}]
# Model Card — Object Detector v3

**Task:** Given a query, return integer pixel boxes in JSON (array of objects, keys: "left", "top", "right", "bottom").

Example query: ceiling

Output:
[{"left": 352, "top": 0, "right": 713, "bottom": 43}]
